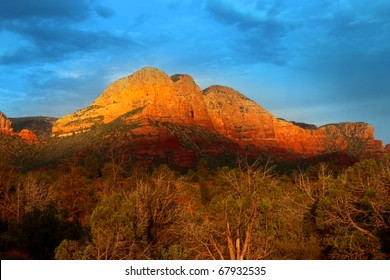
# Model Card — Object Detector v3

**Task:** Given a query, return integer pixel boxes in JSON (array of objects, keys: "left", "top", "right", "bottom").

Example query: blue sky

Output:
[{"left": 0, "top": 0, "right": 389, "bottom": 144}]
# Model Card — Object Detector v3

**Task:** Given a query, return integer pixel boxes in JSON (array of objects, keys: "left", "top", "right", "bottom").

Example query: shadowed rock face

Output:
[{"left": 51, "top": 67, "right": 387, "bottom": 162}]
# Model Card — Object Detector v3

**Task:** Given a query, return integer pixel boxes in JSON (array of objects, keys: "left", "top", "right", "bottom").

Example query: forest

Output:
[{"left": 1, "top": 146, "right": 389, "bottom": 260}]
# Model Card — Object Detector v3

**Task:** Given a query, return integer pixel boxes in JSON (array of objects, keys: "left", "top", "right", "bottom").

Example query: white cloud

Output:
[{"left": 57, "top": 70, "right": 85, "bottom": 79}]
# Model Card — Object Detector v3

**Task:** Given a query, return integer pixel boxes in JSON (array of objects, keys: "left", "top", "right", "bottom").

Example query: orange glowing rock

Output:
[
  {"left": 0, "top": 112, "right": 38, "bottom": 142},
  {"left": 51, "top": 67, "right": 388, "bottom": 162},
  {"left": 0, "top": 111, "right": 14, "bottom": 135},
  {"left": 18, "top": 129, "right": 38, "bottom": 142},
  {"left": 52, "top": 67, "right": 215, "bottom": 136}
]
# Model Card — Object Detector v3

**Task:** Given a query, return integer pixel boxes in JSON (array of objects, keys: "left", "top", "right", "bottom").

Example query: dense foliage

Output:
[{"left": 1, "top": 151, "right": 389, "bottom": 260}]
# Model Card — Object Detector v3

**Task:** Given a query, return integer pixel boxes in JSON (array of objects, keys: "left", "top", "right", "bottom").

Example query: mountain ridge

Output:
[
  {"left": 49, "top": 67, "right": 388, "bottom": 165},
  {"left": 2, "top": 67, "right": 388, "bottom": 169},
  {"left": 10, "top": 116, "right": 58, "bottom": 138}
]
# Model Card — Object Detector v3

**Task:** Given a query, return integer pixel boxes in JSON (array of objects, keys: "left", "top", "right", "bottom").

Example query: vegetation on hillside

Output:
[
  {"left": 1, "top": 146, "right": 389, "bottom": 259},
  {"left": 9, "top": 116, "right": 58, "bottom": 138}
]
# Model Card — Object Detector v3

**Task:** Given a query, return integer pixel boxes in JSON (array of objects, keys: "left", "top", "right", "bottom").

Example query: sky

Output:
[{"left": 0, "top": 0, "right": 389, "bottom": 144}]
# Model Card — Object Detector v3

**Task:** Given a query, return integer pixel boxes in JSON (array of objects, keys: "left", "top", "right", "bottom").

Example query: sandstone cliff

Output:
[
  {"left": 52, "top": 67, "right": 214, "bottom": 136},
  {"left": 0, "top": 112, "right": 38, "bottom": 142},
  {"left": 0, "top": 111, "right": 14, "bottom": 135},
  {"left": 17, "top": 129, "right": 38, "bottom": 142},
  {"left": 10, "top": 116, "right": 57, "bottom": 138},
  {"left": 201, "top": 86, "right": 383, "bottom": 158},
  {"left": 51, "top": 67, "right": 387, "bottom": 161}
]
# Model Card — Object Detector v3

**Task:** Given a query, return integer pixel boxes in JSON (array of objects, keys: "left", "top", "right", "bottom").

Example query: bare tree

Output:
[{"left": 186, "top": 161, "right": 278, "bottom": 260}]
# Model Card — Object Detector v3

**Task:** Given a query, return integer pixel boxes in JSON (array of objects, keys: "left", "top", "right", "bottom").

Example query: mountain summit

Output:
[
  {"left": 53, "top": 67, "right": 213, "bottom": 136},
  {"left": 51, "top": 67, "right": 387, "bottom": 165}
]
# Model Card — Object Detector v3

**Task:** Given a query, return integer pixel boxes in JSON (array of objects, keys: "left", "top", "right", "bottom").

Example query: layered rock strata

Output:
[
  {"left": 52, "top": 67, "right": 387, "bottom": 160},
  {"left": 52, "top": 67, "right": 214, "bottom": 136}
]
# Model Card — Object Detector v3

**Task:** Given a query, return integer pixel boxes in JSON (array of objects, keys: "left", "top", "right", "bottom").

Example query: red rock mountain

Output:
[
  {"left": 51, "top": 67, "right": 387, "bottom": 164},
  {"left": 52, "top": 67, "right": 214, "bottom": 136},
  {"left": 0, "top": 112, "right": 38, "bottom": 142},
  {"left": 0, "top": 111, "right": 14, "bottom": 135}
]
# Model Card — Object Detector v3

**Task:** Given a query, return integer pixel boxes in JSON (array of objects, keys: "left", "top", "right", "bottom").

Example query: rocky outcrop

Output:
[
  {"left": 319, "top": 122, "right": 379, "bottom": 157},
  {"left": 18, "top": 129, "right": 38, "bottom": 142},
  {"left": 203, "top": 85, "right": 276, "bottom": 146},
  {"left": 0, "top": 112, "right": 38, "bottom": 142},
  {"left": 0, "top": 111, "right": 14, "bottom": 135},
  {"left": 202, "top": 86, "right": 383, "bottom": 158},
  {"left": 51, "top": 67, "right": 387, "bottom": 162},
  {"left": 10, "top": 116, "right": 57, "bottom": 138},
  {"left": 203, "top": 86, "right": 326, "bottom": 158}
]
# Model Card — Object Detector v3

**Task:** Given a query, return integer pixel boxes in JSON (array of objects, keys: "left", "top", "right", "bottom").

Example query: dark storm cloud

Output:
[
  {"left": 0, "top": 0, "right": 116, "bottom": 22},
  {"left": 0, "top": 0, "right": 93, "bottom": 22},
  {"left": 204, "top": 0, "right": 289, "bottom": 64},
  {"left": 1, "top": 22, "right": 132, "bottom": 65},
  {"left": 0, "top": 0, "right": 130, "bottom": 65}
]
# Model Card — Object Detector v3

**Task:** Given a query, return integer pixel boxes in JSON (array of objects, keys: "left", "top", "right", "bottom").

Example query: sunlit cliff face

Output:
[
  {"left": 0, "top": 112, "right": 38, "bottom": 142},
  {"left": 51, "top": 67, "right": 386, "bottom": 162},
  {"left": 0, "top": 111, "right": 14, "bottom": 135}
]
